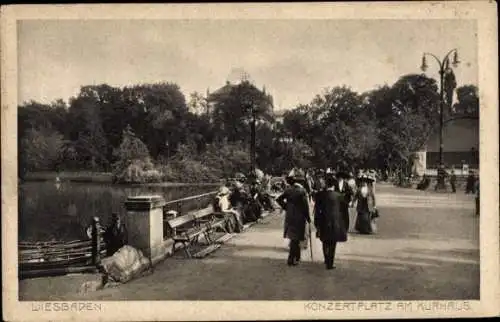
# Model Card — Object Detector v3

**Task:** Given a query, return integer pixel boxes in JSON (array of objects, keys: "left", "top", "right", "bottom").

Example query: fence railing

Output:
[{"left": 19, "top": 217, "right": 105, "bottom": 279}]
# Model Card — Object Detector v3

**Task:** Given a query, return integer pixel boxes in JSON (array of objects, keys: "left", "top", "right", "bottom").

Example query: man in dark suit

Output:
[
  {"left": 103, "top": 213, "right": 128, "bottom": 257},
  {"left": 314, "top": 175, "right": 347, "bottom": 269},
  {"left": 336, "top": 169, "right": 354, "bottom": 233},
  {"left": 276, "top": 169, "right": 311, "bottom": 266}
]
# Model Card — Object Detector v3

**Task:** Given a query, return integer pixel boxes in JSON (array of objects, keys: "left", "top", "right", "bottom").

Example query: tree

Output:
[
  {"left": 18, "top": 100, "right": 69, "bottom": 176},
  {"left": 132, "top": 83, "right": 189, "bottom": 159},
  {"left": 274, "top": 139, "right": 314, "bottom": 172},
  {"left": 18, "top": 100, "right": 67, "bottom": 136},
  {"left": 282, "top": 104, "right": 315, "bottom": 144},
  {"left": 453, "top": 85, "right": 479, "bottom": 116},
  {"left": 19, "top": 127, "right": 64, "bottom": 173},
  {"left": 112, "top": 125, "right": 160, "bottom": 183},
  {"left": 381, "top": 74, "right": 440, "bottom": 168},
  {"left": 67, "top": 87, "right": 111, "bottom": 170},
  {"left": 18, "top": 72, "right": 468, "bottom": 180},
  {"left": 202, "top": 141, "right": 251, "bottom": 177},
  {"left": 255, "top": 122, "right": 277, "bottom": 173},
  {"left": 362, "top": 86, "right": 394, "bottom": 169},
  {"left": 389, "top": 74, "right": 439, "bottom": 118},
  {"left": 279, "top": 76, "right": 439, "bottom": 172},
  {"left": 113, "top": 125, "right": 150, "bottom": 165},
  {"left": 289, "top": 86, "right": 374, "bottom": 169},
  {"left": 93, "top": 84, "right": 131, "bottom": 158},
  {"left": 210, "top": 80, "right": 274, "bottom": 143},
  {"left": 188, "top": 91, "right": 208, "bottom": 115}
]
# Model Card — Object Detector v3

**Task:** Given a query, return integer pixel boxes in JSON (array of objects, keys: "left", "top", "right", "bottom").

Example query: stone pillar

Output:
[{"left": 124, "top": 195, "right": 167, "bottom": 265}]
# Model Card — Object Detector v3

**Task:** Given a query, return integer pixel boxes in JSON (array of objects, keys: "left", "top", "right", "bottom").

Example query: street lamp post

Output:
[
  {"left": 242, "top": 95, "right": 257, "bottom": 174},
  {"left": 278, "top": 135, "right": 293, "bottom": 172},
  {"left": 420, "top": 49, "right": 460, "bottom": 189}
]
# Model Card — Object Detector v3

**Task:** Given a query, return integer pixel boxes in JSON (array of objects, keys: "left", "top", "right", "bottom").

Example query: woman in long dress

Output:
[{"left": 354, "top": 174, "right": 378, "bottom": 234}]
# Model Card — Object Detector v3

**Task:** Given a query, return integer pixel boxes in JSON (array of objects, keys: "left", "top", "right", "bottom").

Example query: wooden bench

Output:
[
  {"left": 193, "top": 208, "right": 231, "bottom": 239},
  {"left": 166, "top": 214, "right": 212, "bottom": 258},
  {"left": 193, "top": 208, "right": 235, "bottom": 245}
]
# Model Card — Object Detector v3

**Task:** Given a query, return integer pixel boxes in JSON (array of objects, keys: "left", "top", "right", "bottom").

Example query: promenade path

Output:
[{"left": 20, "top": 184, "right": 479, "bottom": 301}]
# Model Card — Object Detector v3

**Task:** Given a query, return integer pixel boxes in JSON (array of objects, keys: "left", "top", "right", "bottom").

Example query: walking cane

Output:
[{"left": 308, "top": 223, "right": 313, "bottom": 261}]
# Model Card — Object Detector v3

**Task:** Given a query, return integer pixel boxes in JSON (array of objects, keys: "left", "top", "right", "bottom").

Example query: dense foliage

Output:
[{"left": 18, "top": 77, "right": 479, "bottom": 182}]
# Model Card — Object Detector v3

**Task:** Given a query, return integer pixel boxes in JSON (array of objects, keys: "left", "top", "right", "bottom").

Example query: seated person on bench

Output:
[
  {"left": 227, "top": 181, "right": 249, "bottom": 230},
  {"left": 251, "top": 178, "right": 275, "bottom": 211},
  {"left": 213, "top": 186, "right": 231, "bottom": 212}
]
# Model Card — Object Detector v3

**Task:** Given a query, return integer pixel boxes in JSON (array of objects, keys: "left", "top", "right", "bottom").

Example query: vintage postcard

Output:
[{"left": 1, "top": 2, "right": 498, "bottom": 321}]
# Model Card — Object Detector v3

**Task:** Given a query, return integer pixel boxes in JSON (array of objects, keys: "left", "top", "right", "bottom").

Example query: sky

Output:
[{"left": 18, "top": 19, "right": 477, "bottom": 110}]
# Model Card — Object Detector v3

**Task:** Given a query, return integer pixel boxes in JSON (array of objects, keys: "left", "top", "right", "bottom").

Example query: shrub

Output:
[
  {"left": 160, "top": 159, "right": 219, "bottom": 183},
  {"left": 113, "top": 159, "right": 163, "bottom": 183},
  {"left": 112, "top": 126, "right": 163, "bottom": 183}
]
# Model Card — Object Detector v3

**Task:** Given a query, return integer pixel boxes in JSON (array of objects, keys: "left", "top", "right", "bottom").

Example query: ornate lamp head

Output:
[
  {"left": 452, "top": 51, "right": 460, "bottom": 67},
  {"left": 420, "top": 55, "right": 428, "bottom": 72}
]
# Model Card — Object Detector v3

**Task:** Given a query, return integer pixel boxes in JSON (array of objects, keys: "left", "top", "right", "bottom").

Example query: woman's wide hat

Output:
[
  {"left": 325, "top": 168, "right": 336, "bottom": 178},
  {"left": 234, "top": 172, "right": 246, "bottom": 182},
  {"left": 357, "top": 171, "right": 375, "bottom": 182},
  {"left": 287, "top": 168, "right": 305, "bottom": 181}
]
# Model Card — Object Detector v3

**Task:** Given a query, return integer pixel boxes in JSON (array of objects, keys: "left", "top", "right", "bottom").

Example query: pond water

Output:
[{"left": 18, "top": 181, "right": 217, "bottom": 242}]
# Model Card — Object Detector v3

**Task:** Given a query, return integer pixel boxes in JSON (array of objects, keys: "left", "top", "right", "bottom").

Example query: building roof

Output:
[{"left": 207, "top": 82, "right": 233, "bottom": 102}]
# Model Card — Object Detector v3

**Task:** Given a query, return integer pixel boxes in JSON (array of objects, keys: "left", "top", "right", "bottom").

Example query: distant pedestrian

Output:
[
  {"left": 354, "top": 173, "right": 378, "bottom": 235},
  {"left": 276, "top": 169, "right": 311, "bottom": 266},
  {"left": 336, "top": 168, "right": 354, "bottom": 233},
  {"left": 314, "top": 174, "right": 347, "bottom": 270},
  {"left": 449, "top": 169, "right": 457, "bottom": 193},
  {"left": 465, "top": 171, "right": 476, "bottom": 194},
  {"left": 435, "top": 165, "right": 448, "bottom": 191}
]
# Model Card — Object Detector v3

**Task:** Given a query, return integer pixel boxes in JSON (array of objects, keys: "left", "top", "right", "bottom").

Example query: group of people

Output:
[
  {"left": 87, "top": 213, "right": 128, "bottom": 257},
  {"left": 416, "top": 168, "right": 479, "bottom": 195},
  {"left": 276, "top": 167, "right": 378, "bottom": 269},
  {"left": 212, "top": 170, "right": 276, "bottom": 233}
]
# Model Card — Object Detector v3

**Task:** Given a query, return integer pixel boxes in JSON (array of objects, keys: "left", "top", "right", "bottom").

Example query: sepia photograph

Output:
[{"left": 2, "top": 2, "right": 498, "bottom": 321}]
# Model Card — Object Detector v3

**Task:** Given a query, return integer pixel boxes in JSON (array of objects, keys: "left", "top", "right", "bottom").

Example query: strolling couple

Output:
[{"left": 277, "top": 170, "right": 347, "bottom": 269}]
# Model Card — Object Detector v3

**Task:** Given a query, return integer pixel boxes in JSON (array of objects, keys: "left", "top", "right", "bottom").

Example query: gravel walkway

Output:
[{"left": 20, "top": 185, "right": 479, "bottom": 301}]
